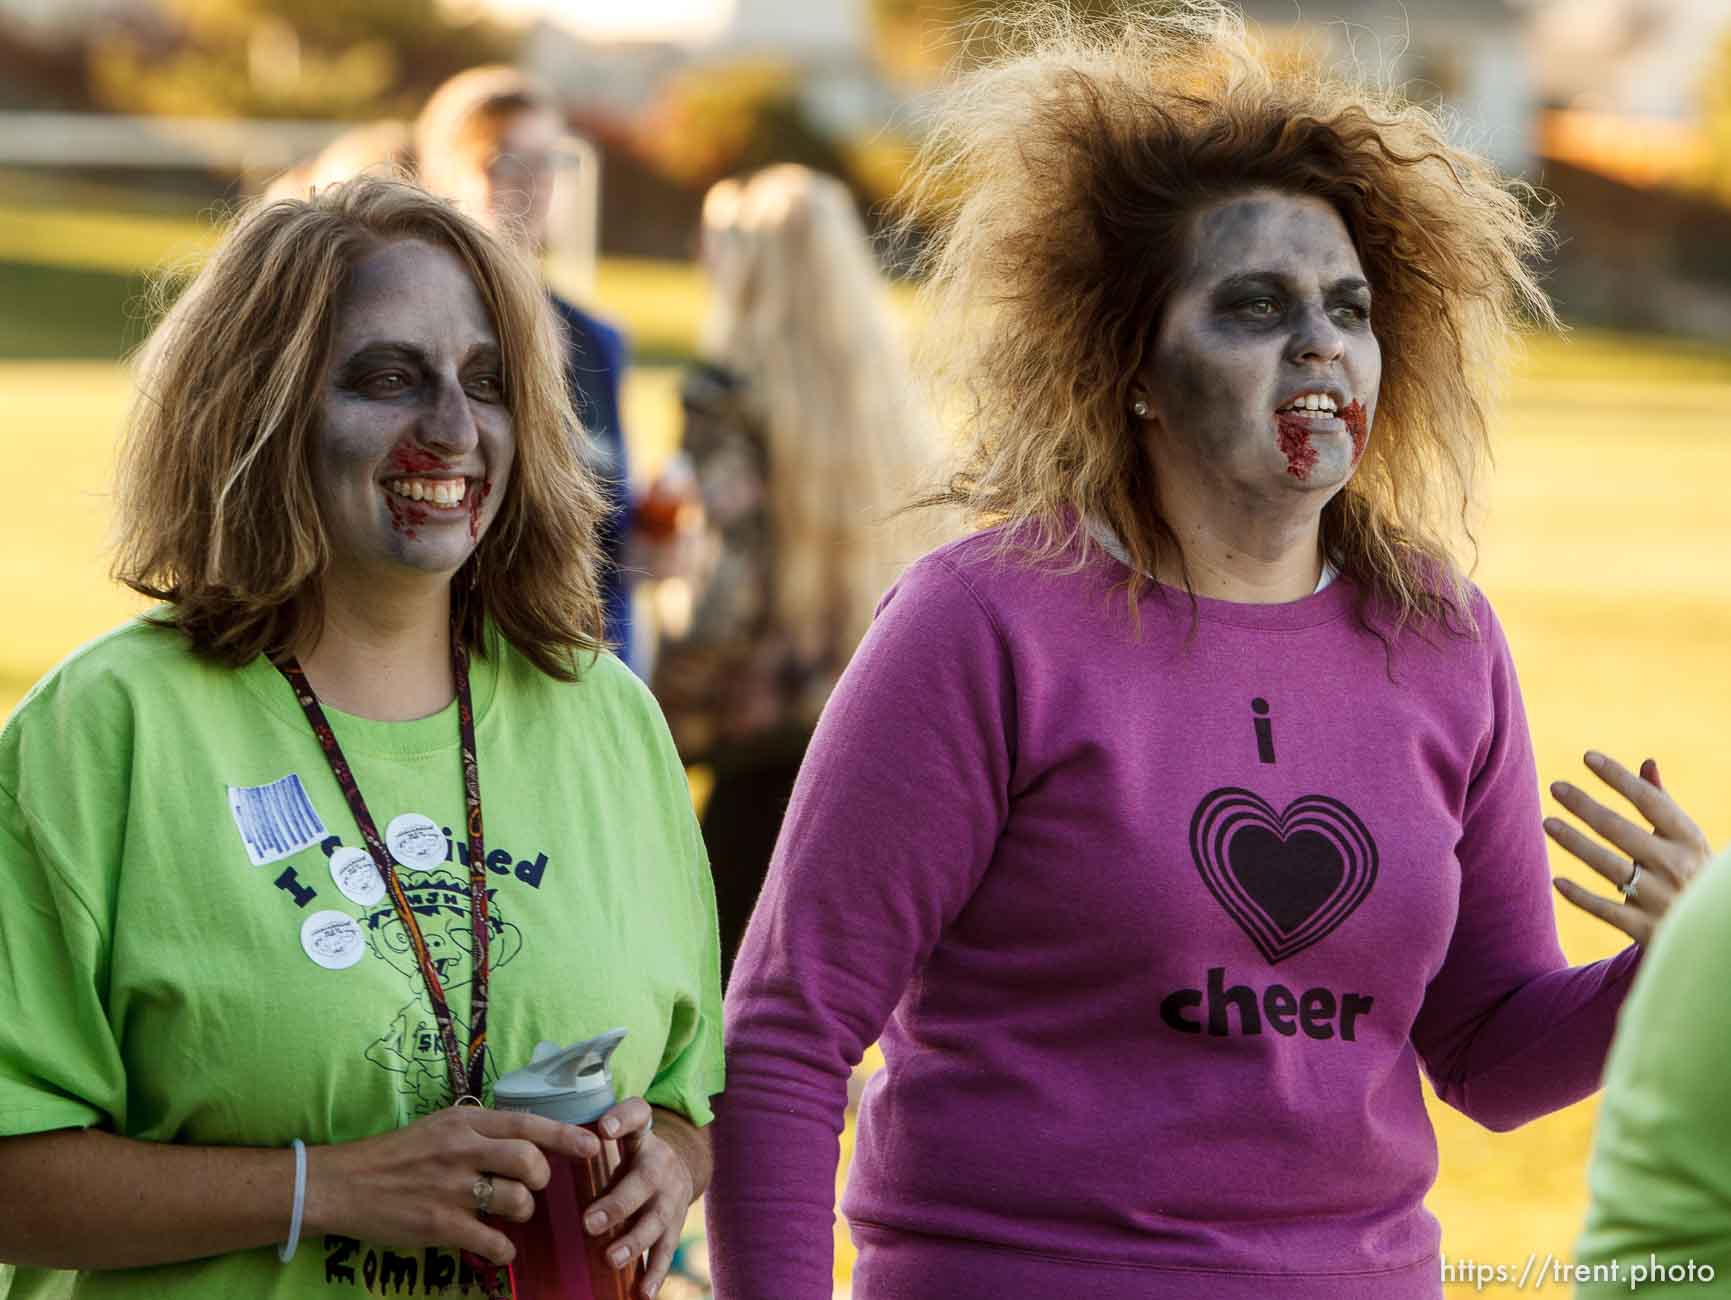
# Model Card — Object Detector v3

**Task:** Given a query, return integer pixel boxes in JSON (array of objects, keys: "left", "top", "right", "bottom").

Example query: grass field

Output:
[{"left": 3, "top": 196, "right": 1731, "bottom": 1291}]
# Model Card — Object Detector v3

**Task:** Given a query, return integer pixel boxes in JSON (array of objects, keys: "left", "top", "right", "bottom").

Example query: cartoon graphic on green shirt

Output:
[
  {"left": 0, "top": 617, "right": 723, "bottom": 1300},
  {"left": 358, "top": 869, "right": 524, "bottom": 1115}
]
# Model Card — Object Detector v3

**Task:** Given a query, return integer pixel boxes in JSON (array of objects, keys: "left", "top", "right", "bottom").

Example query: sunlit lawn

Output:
[{"left": 3, "top": 198, "right": 1730, "bottom": 1292}]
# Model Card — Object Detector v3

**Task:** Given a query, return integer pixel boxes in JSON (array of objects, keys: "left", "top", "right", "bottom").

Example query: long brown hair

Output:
[
  {"left": 112, "top": 175, "right": 608, "bottom": 678},
  {"left": 899, "top": 1, "right": 1556, "bottom": 632}
]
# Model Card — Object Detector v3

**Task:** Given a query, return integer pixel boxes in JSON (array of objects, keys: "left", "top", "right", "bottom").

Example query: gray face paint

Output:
[
  {"left": 313, "top": 239, "right": 516, "bottom": 585},
  {"left": 1141, "top": 191, "right": 1381, "bottom": 504}
]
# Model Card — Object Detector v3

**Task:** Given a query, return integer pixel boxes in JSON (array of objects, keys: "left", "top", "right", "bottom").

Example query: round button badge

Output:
[
  {"left": 386, "top": 812, "right": 447, "bottom": 872},
  {"left": 329, "top": 846, "right": 386, "bottom": 907},
  {"left": 300, "top": 910, "right": 365, "bottom": 971}
]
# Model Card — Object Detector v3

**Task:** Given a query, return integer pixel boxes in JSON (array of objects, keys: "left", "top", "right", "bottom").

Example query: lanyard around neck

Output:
[{"left": 273, "top": 624, "right": 493, "bottom": 1105}]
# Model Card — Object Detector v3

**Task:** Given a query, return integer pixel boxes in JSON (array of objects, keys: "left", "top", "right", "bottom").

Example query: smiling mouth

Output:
[{"left": 384, "top": 477, "right": 470, "bottom": 508}]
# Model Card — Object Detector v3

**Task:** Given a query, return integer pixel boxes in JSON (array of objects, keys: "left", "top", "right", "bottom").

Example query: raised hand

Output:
[{"left": 1546, "top": 752, "right": 1714, "bottom": 947}]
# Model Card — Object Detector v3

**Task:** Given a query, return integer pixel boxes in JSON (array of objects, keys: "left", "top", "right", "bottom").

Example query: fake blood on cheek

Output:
[
  {"left": 1275, "top": 415, "right": 1321, "bottom": 481},
  {"left": 1341, "top": 400, "right": 1368, "bottom": 463},
  {"left": 467, "top": 479, "right": 492, "bottom": 542}
]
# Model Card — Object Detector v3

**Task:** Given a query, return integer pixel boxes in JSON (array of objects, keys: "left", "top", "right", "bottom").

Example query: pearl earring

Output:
[{"left": 1132, "top": 399, "right": 1151, "bottom": 418}]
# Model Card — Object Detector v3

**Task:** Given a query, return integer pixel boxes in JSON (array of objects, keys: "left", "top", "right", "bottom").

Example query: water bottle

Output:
[{"left": 494, "top": 1029, "right": 640, "bottom": 1300}]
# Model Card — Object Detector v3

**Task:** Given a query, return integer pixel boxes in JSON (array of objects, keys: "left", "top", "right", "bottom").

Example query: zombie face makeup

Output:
[
  {"left": 314, "top": 239, "right": 515, "bottom": 585},
  {"left": 1138, "top": 191, "right": 1381, "bottom": 503}
]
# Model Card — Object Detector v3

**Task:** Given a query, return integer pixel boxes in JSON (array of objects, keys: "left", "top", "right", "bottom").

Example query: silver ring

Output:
[
  {"left": 1621, "top": 861, "right": 1643, "bottom": 901},
  {"left": 472, "top": 1175, "right": 495, "bottom": 1215}
]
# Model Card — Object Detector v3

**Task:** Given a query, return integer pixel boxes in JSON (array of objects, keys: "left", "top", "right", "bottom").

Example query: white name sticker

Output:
[
  {"left": 386, "top": 812, "right": 447, "bottom": 872},
  {"left": 228, "top": 774, "right": 328, "bottom": 867},
  {"left": 329, "top": 846, "right": 387, "bottom": 907},
  {"left": 300, "top": 910, "right": 365, "bottom": 970}
]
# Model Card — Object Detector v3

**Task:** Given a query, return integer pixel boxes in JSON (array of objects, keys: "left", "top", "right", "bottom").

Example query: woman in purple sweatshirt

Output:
[{"left": 705, "top": 7, "right": 1714, "bottom": 1298}]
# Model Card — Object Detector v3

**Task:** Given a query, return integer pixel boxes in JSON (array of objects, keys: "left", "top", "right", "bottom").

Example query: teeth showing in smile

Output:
[
  {"left": 1277, "top": 393, "right": 1341, "bottom": 416},
  {"left": 386, "top": 478, "right": 467, "bottom": 506}
]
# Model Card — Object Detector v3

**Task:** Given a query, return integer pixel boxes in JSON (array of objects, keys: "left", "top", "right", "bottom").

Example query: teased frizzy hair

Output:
[
  {"left": 897, "top": 0, "right": 1557, "bottom": 633},
  {"left": 112, "top": 174, "right": 608, "bottom": 678}
]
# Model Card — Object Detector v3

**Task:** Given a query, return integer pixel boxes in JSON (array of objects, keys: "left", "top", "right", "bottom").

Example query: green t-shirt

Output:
[
  {"left": 0, "top": 616, "right": 723, "bottom": 1299},
  {"left": 1574, "top": 845, "right": 1731, "bottom": 1296}
]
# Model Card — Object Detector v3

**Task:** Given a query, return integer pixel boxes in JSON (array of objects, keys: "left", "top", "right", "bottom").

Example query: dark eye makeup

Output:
[
  {"left": 1210, "top": 275, "right": 1372, "bottom": 328},
  {"left": 334, "top": 342, "right": 505, "bottom": 400}
]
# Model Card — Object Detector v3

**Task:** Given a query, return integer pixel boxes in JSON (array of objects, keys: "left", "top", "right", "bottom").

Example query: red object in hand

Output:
[{"left": 502, "top": 1137, "right": 639, "bottom": 1300}]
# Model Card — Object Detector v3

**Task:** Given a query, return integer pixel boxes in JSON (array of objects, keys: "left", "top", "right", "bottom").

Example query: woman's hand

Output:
[
  {"left": 305, "top": 1104, "right": 600, "bottom": 1267},
  {"left": 582, "top": 1099, "right": 708, "bottom": 1300},
  {"left": 1546, "top": 751, "right": 1714, "bottom": 946}
]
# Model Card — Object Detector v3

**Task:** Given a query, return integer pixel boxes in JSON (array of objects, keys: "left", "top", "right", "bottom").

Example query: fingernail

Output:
[
  {"left": 1550, "top": 781, "right": 1566, "bottom": 797},
  {"left": 585, "top": 1210, "right": 607, "bottom": 1233},
  {"left": 1543, "top": 817, "right": 1561, "bottom": 834},
  {"left": 602, "top": 1118, "right": 619, "bottom": 1137},
  {"left": 646, "top": 1280, "right": 661, "bottom": 1297},
  {"left": 1585, "top": 750, "right": 1606, "bottom": 769},
  {"left": 609, "top": 1245, "right": 629, "bottom": 1268}
]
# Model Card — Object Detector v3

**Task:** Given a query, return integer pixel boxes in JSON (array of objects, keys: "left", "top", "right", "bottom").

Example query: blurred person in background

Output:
[
  {"left": 706, "top": 7, "right": 1710, "bottom": 1299},
  {"left": 262, "top": 119, "right": 415, "bottom": 203},
  {"left": 650, "top": 165, "right": 941, "bottom": 985},
  {"left": 416, "top": 67, "right": 643, "bottom": 671},
  {"left": 0, "top": 176, "right": 720, "bottom": 1299}
]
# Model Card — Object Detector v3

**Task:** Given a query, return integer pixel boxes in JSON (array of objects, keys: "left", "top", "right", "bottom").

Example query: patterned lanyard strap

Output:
[{"left": 273, "top": 622, "right": 493, "bottom": 1105}]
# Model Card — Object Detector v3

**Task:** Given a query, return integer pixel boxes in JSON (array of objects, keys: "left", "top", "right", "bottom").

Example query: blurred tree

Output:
[
  {"left": 636, "top": 60, "right": 852, "bottom": 193},
  {"left": 88, "top": 0, "right": 515, "bottom": 120}
]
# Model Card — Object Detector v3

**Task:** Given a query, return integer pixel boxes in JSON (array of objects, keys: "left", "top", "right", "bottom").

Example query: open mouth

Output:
[{"left": 1275, "top": 392, "right": 1344, "bottom": 423}]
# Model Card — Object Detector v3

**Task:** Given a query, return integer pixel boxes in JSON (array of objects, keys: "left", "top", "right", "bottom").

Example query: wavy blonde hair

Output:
[
  {"left": 699, "top": 164, "right": 942, "bottom": 661},
  {"left": 900, "top": 1, "right": 1555, "bottom": 631},
  {"left": 113, "top": 175, "right": 608, "bottom": 677}
]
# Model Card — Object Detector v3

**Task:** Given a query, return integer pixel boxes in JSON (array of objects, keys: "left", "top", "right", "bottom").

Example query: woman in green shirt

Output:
[
  {"left": 1574, "top": 814, "right": 1731, "bottom": 1296},
  {"left": 0, "top": 177, "right": 722, "bottom": 1299}
]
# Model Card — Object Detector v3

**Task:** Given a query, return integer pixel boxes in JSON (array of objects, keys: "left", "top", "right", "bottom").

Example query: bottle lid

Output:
[{"left": 494, "top": 1028, "right": 628, "bottom": 1126}]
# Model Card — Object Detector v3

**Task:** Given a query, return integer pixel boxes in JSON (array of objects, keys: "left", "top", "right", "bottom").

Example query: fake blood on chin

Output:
[
  {"left": 385, "top": 492, "right": 430, "bottom": 541},
  {"left": 1275, "top": 414, "right": 1321, "bottom": 480},
  {"left": 1274, "top": 400, "right": 1370, "bottom": 480}
]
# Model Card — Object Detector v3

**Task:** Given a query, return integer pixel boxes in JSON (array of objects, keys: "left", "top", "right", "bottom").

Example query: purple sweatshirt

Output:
[{"left": 707, "top": 528, "right": 1640, "bottom": 1300}]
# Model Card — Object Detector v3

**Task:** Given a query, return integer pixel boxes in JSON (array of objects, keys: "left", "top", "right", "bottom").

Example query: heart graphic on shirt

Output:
[{"left": 1189, "top": 787, "right": 1378, "bottom": 964}]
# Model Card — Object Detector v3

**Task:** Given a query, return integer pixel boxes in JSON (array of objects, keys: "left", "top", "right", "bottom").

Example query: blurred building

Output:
[
  {"left": 522, "top": 0, "right": 889, "bottom": 137},
  {"left": 1241, "top": 0, "right": 1536, "bottom": 170},
  {"left": 1532, "top": 0, "right": 1731, "bottom": 120},
  {"left": 1518, "top": 0, "right": 1731, "bottom": 335}
]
